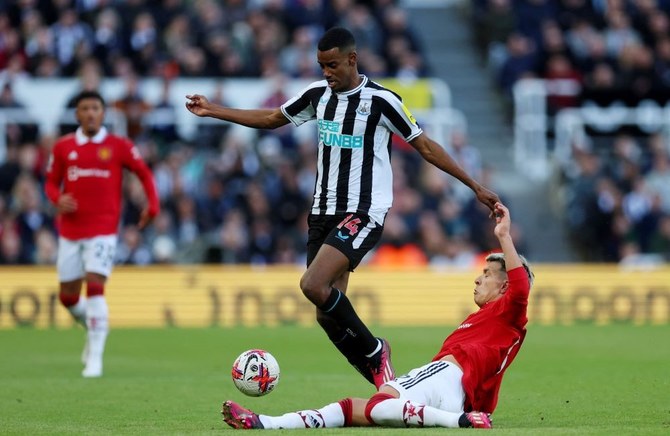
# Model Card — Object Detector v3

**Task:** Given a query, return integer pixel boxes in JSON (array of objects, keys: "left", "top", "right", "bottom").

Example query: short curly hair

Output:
[
  {"left": 73, "top": 90, "right": 105, "bottom": 108},
  {"left": 318, "top": 27, "right": 356, "bottom": 52}
]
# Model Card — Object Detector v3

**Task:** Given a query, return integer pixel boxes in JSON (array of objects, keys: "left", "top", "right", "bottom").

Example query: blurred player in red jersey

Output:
[
  {"left": 45, "top": 90, "right": 160, "bottom": 378},
  {"left": 221, "top": 202, "right": 533, "bottom": 430}
]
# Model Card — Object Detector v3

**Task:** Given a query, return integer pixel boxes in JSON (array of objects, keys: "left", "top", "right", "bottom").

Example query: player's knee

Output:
[
  {"left": 58, "top": 291, "right": 80, "bottom": 308},
  {"left": 299, "top": 274, "right": 325, "bottom": 304},
  {"left": 365, "top": 393, "right": 396, "bottom": 425},
  {"left": 58, "top": 281, "right": 82, "bottom": 306}
]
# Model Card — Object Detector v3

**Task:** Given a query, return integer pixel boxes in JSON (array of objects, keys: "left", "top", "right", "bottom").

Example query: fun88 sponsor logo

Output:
[{"left": 318, "top": 120, "right": 363, "bottom": 149}]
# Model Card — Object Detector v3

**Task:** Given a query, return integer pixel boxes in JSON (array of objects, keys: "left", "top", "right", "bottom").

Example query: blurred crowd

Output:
[
  {"left": 473, "top": 0, "right": 670, "bottom": 264},
  {"left": 559, "top": 132, "right": 670, "bottom": 264},
  {"left": 0, "top": 0, "right": 516, "bottom": 268},
  {"left": 473, "top": 0, "right": 670, "bottom": 111},
  {"left": 0, "top": 0, "right": 427, "bottom": 81}
]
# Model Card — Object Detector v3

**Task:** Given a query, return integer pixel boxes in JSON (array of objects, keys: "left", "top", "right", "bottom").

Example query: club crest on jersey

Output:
[
  {"left": 356, "top": 102, "right": 370, "bottom": 116},
  {"left": 98, "top": 147, "right": 112, "bottom": 161}
]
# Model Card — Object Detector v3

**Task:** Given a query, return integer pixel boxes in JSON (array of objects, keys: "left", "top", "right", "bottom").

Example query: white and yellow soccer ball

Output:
[{"left": 231, "top": 349, "right": 280, "bottom": 397}]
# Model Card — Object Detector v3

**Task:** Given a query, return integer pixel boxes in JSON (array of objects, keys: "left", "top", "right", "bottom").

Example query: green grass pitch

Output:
[{"left": 1, "top": 325, "right": 669, "bottom": 435}]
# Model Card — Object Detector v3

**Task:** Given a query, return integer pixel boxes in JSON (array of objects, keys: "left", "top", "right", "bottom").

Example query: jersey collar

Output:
[
  {"left": 75, "top": 126, "right": 108, "bottom": 145},
  {"left": 336, "top": 75, "right": 368, "bottom": 96}
]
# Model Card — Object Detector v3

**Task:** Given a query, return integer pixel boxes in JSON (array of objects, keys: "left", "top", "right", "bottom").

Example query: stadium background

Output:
[
  {"left": 1, "top": 2, "right": 669, "bottom": 434},
  {"left": 1, "top": 0, "right": 668, "bottom": 329}
]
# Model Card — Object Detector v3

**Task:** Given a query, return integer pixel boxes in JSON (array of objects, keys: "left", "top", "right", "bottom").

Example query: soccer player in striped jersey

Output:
[
  {"left": 186, "top": 27, "right": 500, "bottom": 389},
  {"left": 221, "top": 202, "right": 533, "bottom": 430},
  {"left": 45, "top": 91, "right": 160, "bottom": 377}
]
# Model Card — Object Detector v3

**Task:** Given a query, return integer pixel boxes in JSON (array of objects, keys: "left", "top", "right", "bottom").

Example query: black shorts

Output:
[{"left": 306, "top": 213, "right": 385, "bottom": 271}]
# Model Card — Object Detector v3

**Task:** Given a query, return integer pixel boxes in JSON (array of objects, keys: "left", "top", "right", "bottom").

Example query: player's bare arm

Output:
[
  {"left": 410, "top": 133, "right": 500, "bottom": 213},
  {"left": 185, "top": 94, "right": 290, "bottom": 130},
  {"left": 493, "top": 202, "right": 522, "bottom": 270}
]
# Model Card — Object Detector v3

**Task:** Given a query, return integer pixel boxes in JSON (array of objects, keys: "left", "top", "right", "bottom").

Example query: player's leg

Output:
[
  {"left": 81, "top": 235, "right": 116, "bottom": 378},
  {"left": 314, "top": 270, "right": 374, "bottom": 384},
  {"left": 57, "top": 237, "right": 87, "bottom": 326},
  {"left": 365, "top": 361, "right": 489, "bottom": 428},
  {"left": 302, "top": 245, "right": 389, "bottom": 386},
  {"left": 222, "top": 398, "right": 370, "bottom": 429},
  {"left": 302, "top": 214, "right": 392, "bottom": 388}
]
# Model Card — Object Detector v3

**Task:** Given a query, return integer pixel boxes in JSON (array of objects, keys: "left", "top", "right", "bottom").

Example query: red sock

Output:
[
  {"left": 337, "top": 398, "right": 353, "bottom": 427},
  {"left": 59, "top": 292, "right": 80, "bottom": 307},
  {"left": 364, "top": 393, "right": 395, "bottom": 424},
  {"left": 86, "top": 281, "right": 104, "bottom": 297}
]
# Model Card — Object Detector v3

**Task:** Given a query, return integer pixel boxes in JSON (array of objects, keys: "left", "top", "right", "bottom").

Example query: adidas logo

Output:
[{"left": 68, "top": 151, "right": 78, "bottom": 160}]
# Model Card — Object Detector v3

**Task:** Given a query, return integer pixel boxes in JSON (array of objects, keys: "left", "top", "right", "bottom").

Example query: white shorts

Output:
[
  {"left": 385, "top": 360, "right": 465, "bottom": 413},
  {"left": 57, "top": 235, "right": 117, "bottom": 282}
]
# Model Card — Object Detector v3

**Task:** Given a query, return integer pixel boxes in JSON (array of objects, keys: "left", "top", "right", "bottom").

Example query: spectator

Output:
[
  {"left": 34, "top": 226, "right": 57, "bottom": 264},
  {"left": 50, "top": 8, "right": 93, "bottom": 76},
  {"left": 497, "top": 33, "right": 538, "bottom": 96},
  {"left": 649, "top": 215, "right": 670, "bottom": 260},
  {"left": 116, "top": 225, "right": 153, "bottom": 265},
  {"left": 112, "top": 73, "right": 152, "bottom": 141},
  {"left": 603, "top": 10, "right": 640, "bottom": 57},
  {"left": 91, "top": 8, "right": 123, "bottom": 75},
  {"left": 12, "top": 172, "right": 53, "bottom": 262},
  {"left": 0, "top": 219, "right": 25, "bottom": 264},
  {"left": 543, "top": 54, "right": 582, "bottom": 115},
  {"left": 643, "top": 150, "right": 670, "bottom": 214}
]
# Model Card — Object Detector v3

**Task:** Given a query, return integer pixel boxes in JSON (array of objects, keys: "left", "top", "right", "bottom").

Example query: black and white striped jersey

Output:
[{"left": 280, "top": 75, "right": 423, "bottom": 225}]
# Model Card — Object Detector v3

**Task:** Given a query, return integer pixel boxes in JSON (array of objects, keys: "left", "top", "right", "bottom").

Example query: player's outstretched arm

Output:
[
  {"left": 493, "top": 202, "right": 522, "bottom": 271},
  {"left": 409, "top": 133, "right": 500, "bottom": 214},
  {"left": 185, "top": 94, "right": 290, "bottom": 130}
]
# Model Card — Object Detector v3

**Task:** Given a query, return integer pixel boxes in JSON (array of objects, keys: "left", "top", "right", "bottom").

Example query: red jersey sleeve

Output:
[
  {"left": 499, "top": 266, "right": 531, "bottom": 325},
  {"left": 120, "top": 140, "right": 160, "bottom": 217},
  {"left": 44, "top": 141, "right": 64, "bottom": 204}
]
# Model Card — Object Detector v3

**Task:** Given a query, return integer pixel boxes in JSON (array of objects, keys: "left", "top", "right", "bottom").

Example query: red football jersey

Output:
[
  {"left": 432, "top": 266, "right": 530, "bottom": 413},
  {"left": 45, "top": 127, "right": 159, "bottom": 240}
]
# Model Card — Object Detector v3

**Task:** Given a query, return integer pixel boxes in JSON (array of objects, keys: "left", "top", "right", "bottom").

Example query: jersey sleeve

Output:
[
  {"left": 44, "top": 141, "right": 64, "bottom": 204},
  {"left": 506, "top": 266, "right": 530, "bottom": 303},
  {"left": 280, "top": 81, "right": 323, "bottom": 126},
  {"left": 375, "top": 92, "right": 423, "bottom": 142},
  {"left": 500, "top": 266, "right": 530, "bottom": 324},
  {"left": 120, "top": 139, "right": 160, "bottom": 216}
]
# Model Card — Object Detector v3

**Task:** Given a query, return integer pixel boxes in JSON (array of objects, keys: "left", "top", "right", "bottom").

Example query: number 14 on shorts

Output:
[{"left": 337, "top": 214, "right": 361, "bottom": 240}]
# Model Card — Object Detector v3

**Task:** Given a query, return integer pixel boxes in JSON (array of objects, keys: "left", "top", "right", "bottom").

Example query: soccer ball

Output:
[{"left": 231, "top": 349, "right": 280, "bottom": 397}]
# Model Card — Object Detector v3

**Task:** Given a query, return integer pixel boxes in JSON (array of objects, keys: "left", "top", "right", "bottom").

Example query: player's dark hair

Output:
[
  {"left": 318, "top": 27, "right": 356, "bottom": 52},
  {"left": 74, "top": 90, "right": 105, "bottom": 108}
]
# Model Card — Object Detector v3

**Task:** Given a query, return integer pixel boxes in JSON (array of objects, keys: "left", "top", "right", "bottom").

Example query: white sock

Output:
[
  {"left": 67, "top": 297, "right": 87, "bottom": 327},
  {"left": 370, "top": 398, "right": 461, "bottom": 428},
  {"left": 260, "top": 402, "right": 344, "bottom": 429},
  {"left": 86, "top": 295, "right": 109, "bottom": 362}
]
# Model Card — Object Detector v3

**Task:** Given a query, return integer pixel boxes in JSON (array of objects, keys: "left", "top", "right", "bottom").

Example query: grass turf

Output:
[{"left": 1, "top": 325, "right": 669, "bottom": 435}]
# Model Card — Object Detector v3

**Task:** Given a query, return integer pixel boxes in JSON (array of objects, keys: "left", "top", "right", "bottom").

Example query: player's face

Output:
[
  {"left": 317, "top": 47, "right": 357, "bottom": 92},
  {"left": 473, "top": 261, "right": 507, "bottom": 307},
  {"left": 76, "top": 97, "right": 105, "bottom": 137}
]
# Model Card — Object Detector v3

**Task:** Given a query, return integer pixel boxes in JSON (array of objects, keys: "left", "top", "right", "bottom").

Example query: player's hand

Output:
[
  {"left": 137, "top": 208, "right": 155, "bottom": 230},
  {"left": 57, "top": 193, "right": 78, "bottom": 213},
  {"left": 185, "top": 94, "right": 210, "bottom": 117},
  {"left": 493, "top": 202, "right": 511, "bottom": 238},
  {"left": 474, "top": 186, "right": 500, "bottom": 218}
]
